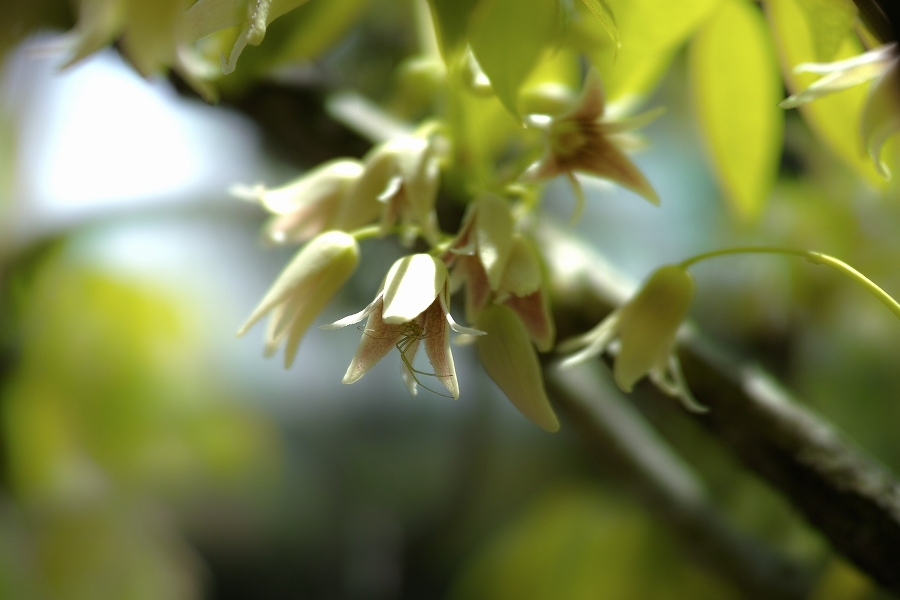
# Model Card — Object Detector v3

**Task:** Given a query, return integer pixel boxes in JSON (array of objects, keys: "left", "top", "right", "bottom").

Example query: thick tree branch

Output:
[{"left": 539, "top": 223, "right": 900, "bottom": 595}]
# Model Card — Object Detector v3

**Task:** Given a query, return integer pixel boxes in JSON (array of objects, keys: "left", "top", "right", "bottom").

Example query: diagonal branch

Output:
[
  {"left": 546, "top": 364, "right": 816, "bottom": 600},
  {"left": 539, "top": 222, "right": 900, "bottom": 595}
]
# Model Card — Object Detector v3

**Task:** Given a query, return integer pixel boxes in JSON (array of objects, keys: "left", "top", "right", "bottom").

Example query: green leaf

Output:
[
  {"left": 185, "top": 0, "right": 308, "bottom": 43},
  {"left": 580, "top": 0, "right": 619, "bottom": 49},
  {"left": 572, "top": 0, "right": 721, "bottom": 106},
  {"left": 690, "top": 0, "right": 783, "bottom": 219},
  {"left": 475, "top": 305, "right": 559, "bottom": 432},
  {"left": 794, "top": 0, "right": 857, "bottom": 61},
  {"left": 271, "top": 0, "right": 369, "bottom": 64},
  {"left": 469, "top": 0, "right": 559, "bottom": 118},
  {"left": 427, "top": 0, "right": 481, "bottom": 61},
  {"left": 767, "top": 0, "right": 884, "bottom": 187}
]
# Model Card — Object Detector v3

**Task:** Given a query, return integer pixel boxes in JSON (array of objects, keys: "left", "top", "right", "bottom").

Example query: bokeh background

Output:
[{"left": 2, "top": 1, "right": 900, "bottom": 598}]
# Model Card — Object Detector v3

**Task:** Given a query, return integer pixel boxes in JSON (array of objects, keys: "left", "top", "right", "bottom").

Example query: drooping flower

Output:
[
  {"left": 232, "top": 159, "right": 365, "bottom": 245},
  {"left": 337, "top": 132, "right": 442, "bottom": 246},
  {"left": 778, "top": 44, "right": 897, "bottom": 108},
  {"left": 521, "top": 68, "right": 661, "bottom": 221},
  {"left": 779, "top": 43, "right": 900, "bottom": 178},
  {"left": 446, "top": 193, "right": 514, "bottom": 320},
  {"left": 557, "top": 265, "right": 705, "bottom": 412},
  {"left": 444, "top": 195, "right": 555, "bottom": 352},
  {"left": 321, "top": 254, "right": 482, "bottom": 398},
  {"left": 494, "top": 235, "right": 555, "bottom": 352},
  {"left": 237, "top": 230, "right": 360, "bottom": 367}
]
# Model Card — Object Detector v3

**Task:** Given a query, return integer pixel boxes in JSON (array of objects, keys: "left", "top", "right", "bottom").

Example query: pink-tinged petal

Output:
[
  {"left": 475, "top": 305, "right": 559, "bottom": 432},
  {"left": 457, "top": 256, "right": 491, "bottom": 323},
  {"left": 422, "top": 301, "right": 458, "bottom": 398},
  {"left": 343, "top": 299, "right": 405, "bottom": 384},
  {"left": 570, "top": 136, "right": 659, "bottom": 205},
  {"left": 382, "top": 254, "right": 447, "bottom": 323},
  {"left": 503, "top": 290, "right": 555, "bottom": 352},
  {"left": 264, "top": 201, "right": 336, "bottom": 245}
]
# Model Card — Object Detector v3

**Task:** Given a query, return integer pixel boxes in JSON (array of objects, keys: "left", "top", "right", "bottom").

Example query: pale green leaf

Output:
[
  {"left": 475, "top": 305, "right": 559, "bottom": 432},
  {"left": 469, "top": 0, "right": 559, "bottom": 118},
  {"left": 794, "top": 0, "right": 857, "bottom": 61},
  {"left": 272, "top": 0, "right": 369, "bottom": 64},
  {"left": 185, "top": 0, "right": 309, "bottom": 43},
  {"left": 580, "top": 0, "right": 619, "bottom": 49},
  {"left": 767, "top": 0, "right": 884, "bottom": 187},
  {"left": 690, "top": 0, "right": 783, "bottom": 219},
  {"left": 427, "top": 0, "right": 481, "bottom": 61},
  {"left": 572, "top": 0, "right": 721, "bottom": 106}
]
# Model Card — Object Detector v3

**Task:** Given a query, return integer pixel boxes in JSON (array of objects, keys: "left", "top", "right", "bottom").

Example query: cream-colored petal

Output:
[
  {"left": 437, "top": 289, "right": 485, "bottom": 337},
  {"left": 254, "top": 160, "right": 363, "bottom": 215},
  {"left": 382, "top": 254, "right": 447, "bottom": 323},
  {"left": 601, "top": 106, "right": 666, "bottom": 135},
  {"left": 334, "top": 146, "right": 396, "bottom": 230},
  {"left": 263, "top": 202, "right": 335, "bottom": 245},
  {"left": 238, "top": 231, "right": 359, "bottom": 336},
  {"left": 342, "top": 299, "right": 405, "bottom": 384},
  {"left": 861, "top": 59, "right": 900, "bottom": 179},
  {"left": 319, "top": 292, "right": 383, "bottom": 330},
  {"left": 613, "top": 265, "right": 693, "bottom": 392},
  {"left": 793, "top": 43, "right": 896, "bottom": 74},
  {"left": 422, "top": 301, "right": 458, "bottom": 398},
  {"left": 557, "top": 310, "right": 620, "bottom": 368},
  {"left": 474, "top": 193, "right": 514, "bottom": 290},
  {"left": 779, "top": 62, "right": 888, "bottom": 108},
  {"left": 475, "top": 305, "right": 559, "bottom": 432}
]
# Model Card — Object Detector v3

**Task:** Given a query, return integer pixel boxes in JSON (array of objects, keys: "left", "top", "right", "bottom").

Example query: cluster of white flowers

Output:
[{"left": 235, "top": 69, "right": 709, "bottom": 432}]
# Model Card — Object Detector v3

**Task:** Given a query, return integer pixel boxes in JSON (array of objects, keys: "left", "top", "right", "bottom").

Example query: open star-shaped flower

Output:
[
  {"left": 322, "top": 254, "right": 482, "bottom": 398},
  {"left": 522, "top": 69, "right": 661, "bottom": 220}
]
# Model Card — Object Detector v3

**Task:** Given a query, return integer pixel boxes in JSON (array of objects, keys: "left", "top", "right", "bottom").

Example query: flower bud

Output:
[
  {"left": 613, "top": 265, "right": 693, "bottom": 392},
  {"left": 238, "top": 231, "right": 359, "bottom": 367}
]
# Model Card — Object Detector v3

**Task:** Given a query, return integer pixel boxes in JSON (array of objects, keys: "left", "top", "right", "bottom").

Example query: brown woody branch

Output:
[{"left": 539, "top": 223, "right": 900, "bottom": 595}]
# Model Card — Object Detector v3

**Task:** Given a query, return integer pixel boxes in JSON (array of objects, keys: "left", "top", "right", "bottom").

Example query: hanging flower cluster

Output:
[{"left": 237, "top": 68, "right": 698, "bottom": 433}]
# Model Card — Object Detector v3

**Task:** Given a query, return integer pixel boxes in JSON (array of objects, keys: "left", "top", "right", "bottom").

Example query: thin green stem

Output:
[{"left": 679, "top": 247, "right": 900, "bottom": 322}]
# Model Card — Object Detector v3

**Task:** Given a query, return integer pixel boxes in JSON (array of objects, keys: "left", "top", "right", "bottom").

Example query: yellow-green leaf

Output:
[
  {"left": 794, "top": 0, "right": 857, "bottom": 61},
  {"left": 427, "top": 0, "right": 481, "bottom": 61},
  {"left": 272, "top": 0, "right": 368, "bottom": 64},
  {"left": 475, "top": 305, "right": 559, "bottom": 432},
  {"left": 580, "top": 0, "right": 619, "bottom": 49},
  {"left": 572, "top": 0, "right": 721, "bottom": 106},
  {"left": 767, "top": 0, "right": 884, "bottom": 187},
  {"left": 690, "top": 0, "right": 783, "bottom": 219},
  {"left": 469, "top": 0, "right": 559, "bottom": 118}
]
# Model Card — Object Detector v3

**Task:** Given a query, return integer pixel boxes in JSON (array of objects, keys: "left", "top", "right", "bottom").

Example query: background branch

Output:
[{"left": 539, "top": 222, "right": 900, "bottom": 595}]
